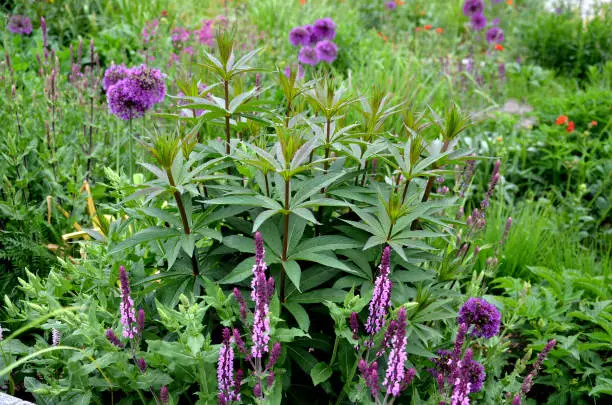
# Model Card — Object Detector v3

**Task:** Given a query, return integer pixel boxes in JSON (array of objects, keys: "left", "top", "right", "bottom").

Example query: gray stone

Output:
[{"left": 0, "top": 392, "right": 34, "bottom": 405}]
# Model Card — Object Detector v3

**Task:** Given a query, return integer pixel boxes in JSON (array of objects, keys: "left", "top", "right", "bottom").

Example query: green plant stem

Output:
[
  {"left": 224, "top": 79, "right": 231, "bottom": 156},
  {"left": 280, "top": 177, "right": 290, "bottom": 302},
  {"left": 401, "top": 178, "right": 412, "bottom": 204},
  {"left": 285, "top": 99, "right": 293, "bottom": 127},
  {"left": 329, "top": 335, "right": 339, "bottom": 367},
  {"left": 128, "top": 118, "right": 133, "bottom": 179},
  {"left": 166, "top": 168, "right": 200, "bottom": 276},
  {"left": 334, "top": 357, "right": 359, "bottom": 405},
  {"left": 323, "top": 118, "right": 332, "bottom": 175}
]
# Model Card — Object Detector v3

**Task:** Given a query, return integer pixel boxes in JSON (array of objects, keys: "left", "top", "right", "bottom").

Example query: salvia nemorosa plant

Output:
[{"left": 227, "top": 232, "right": 282, "bottom": 403}]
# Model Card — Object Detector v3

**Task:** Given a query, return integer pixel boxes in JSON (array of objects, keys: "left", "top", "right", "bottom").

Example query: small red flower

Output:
[
  {"left": 555, "top": 115, "right": 568, "bottom": 125},
  {"left": 424, "top": 24, "right": 432, "bottom": 30},
  {"left": 160, "top": 10, "right": 168, "bottom": 17},
  {"left": 566, "top": 121, "right": 575, "bottom": 133},
  {"left": 435, "top": 28, "right": 444, "bottom": 33},
  {"left": 494, "top": 44, "right": 504, "bottom": 51},
  {"left": 590, "top": 120, "right": 598, "bottom": 126}
]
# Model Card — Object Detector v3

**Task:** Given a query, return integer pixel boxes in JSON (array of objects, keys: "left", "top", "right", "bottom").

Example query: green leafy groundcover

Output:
[{"left": 1, "top": 0, "right": 610, "bottom": 404}]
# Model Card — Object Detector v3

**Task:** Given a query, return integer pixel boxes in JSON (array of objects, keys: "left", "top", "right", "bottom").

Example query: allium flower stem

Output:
[{"left": 166, "top": 168, "right": 200, "bottom": 276}]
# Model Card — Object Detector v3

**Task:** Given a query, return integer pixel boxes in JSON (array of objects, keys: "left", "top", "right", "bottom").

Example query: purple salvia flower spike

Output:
[
  {"left": 51, "top": 328, "right": 61, "bottom": 346},
  {"left": 383, "top": 307, "right": 408, "bottom": 397},
  {"left": 105, "top": 328, "right": 125, "bottom": 348},
  {"left": 251, "top": 232, "right": 271, "bottom": 358},
  {"left": 41, "top": 17, "right": 48, "bottom": 48},
  {"left": 119, "top": 266, "right": 138, "bottom": 338},
  {"left": 137, "top": 357, "right": 147, "bottom": 373},
  {"left": 160, "top": 386, "right": 169, "bottom": 404},
  {"left": 218, "top": 328, "right": 237, "bottom": 404},
  {"left": 366, "top": 246, "right": 392, "bottom": 337},
  {"left": 137, "top": 308, "right": 145, "bottom": 333},
  {"left": 359, "top": 360, "right": 379, "bottom": 398}
]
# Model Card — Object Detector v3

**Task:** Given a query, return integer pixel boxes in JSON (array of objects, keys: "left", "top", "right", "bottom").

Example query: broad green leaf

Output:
[
  {"left": 283, "top": 301, "right": 310, "bottom": 331},
  {"left": 109, "top": 227, "right": 182, "bottom": 254},
  {"left": 310, "top": 362, "right": 333, "bottom": 386},
  {"left": 283, "top": 260, "right": 301, "bottom": 291}
]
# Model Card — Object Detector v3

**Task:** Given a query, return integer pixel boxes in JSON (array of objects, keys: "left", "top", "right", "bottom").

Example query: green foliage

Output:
[{"left": 523, "top": 4, "right": 612, "bottom": 80}]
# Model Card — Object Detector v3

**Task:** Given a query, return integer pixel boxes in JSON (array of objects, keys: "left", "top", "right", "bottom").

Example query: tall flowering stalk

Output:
[
  {"left": 346, "top": 247, "right": 416, "bottom": 404},
  {"left": 229, "top": 232, "right": 281, "bottom": 403},
  {"left": 119, "top": 265, "right": 138, "bottom": 339},
  {"left": 512, "top": 340, "right": 557, "bottom": 404},
  {"left": 251, "top": 232, "right": 272, "bottom": 359},
  {"left": 365, "top": 246, "right": 392, "bottom": 339},
  {"left": 218, "top": 328, "right": 241, "bottom": 405}
]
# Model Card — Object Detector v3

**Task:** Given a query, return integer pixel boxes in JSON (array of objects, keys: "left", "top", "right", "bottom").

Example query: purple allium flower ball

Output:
[
  {"left": 298, "top": 46, "right": 319, "bottom": 66},
  {"left": 304, "top": 24, "right": 320, "bottom": 45},
  {"left": 386, "top": 1, "right": 397, "bottom": 10},
  {"left": 129, "top": 64, "right": 167, "bottom": 104},
  {"left": 313, "top": 18, "right": 336, "bottom": 41},
  {"left": 458, "top": 297, "right": 501, "bottom": 338},
  {"left": 486, "top": 27, "right": 504, "bottom": 43},
  {"left": 470, "top": 13, "right": 488, "bottom": 31},
  {"left": 107, "top": 79, "right": 150, "bottom": 120},
  {"left": 289, "top": 26, "right": 311, "bottom": 46},
  {"left": 463, "top": 0, "right": 485, "bottom": 17},
  {"left": 315, "top": 40, "right": 338, "bottom": 63},
  {"left": 103, "top": 63, "right": 129, "bottom": 91},
  {"left": 8, "top": 15, "right": 33, "bottom": 35}
]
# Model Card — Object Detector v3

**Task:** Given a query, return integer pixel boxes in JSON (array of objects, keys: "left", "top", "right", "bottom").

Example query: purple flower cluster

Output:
[
  {"left": 383, "top": 307, "right": 409, "bottom": 397},
  {"left": 119, "top": 265, "right": 138, "bottom": 338},
  {"left": 141, "top": 19, "right": 159, "bottom": 44},
  {"left": 8, "top": 15, "right": 33, "bottom": 35},
  {"left": 289, "top": 18, "right": 339, "bottom": 65},
  {"left": 218, "top": 328, "right": 241, "bottom": 405},
  {"left": 486, "top": 26, "right": 504, "bottom": 44},
  {"left": 458, "top": 298, "right": 501, "bottom": 339},
  {"left": 386, "top": 1, "right": 397, "bottom": 10},
  {"left": 229, "top": 232, "right": 281, "bottom": 400},
  {"left": 365, "top": 246, "right": 393, "bottom": 338},
  {"left": 51, "top": 328, "right": 61, "bottom": 346},
  {"left": 513, "top": 339, "right": 557, "bottom": 404},
  {"left": 463, "top": 0, "right": 487, "bottom": 31},
  {"left": 104, "top": 64, "right": 166, "bottom": 120},
  {"left": 194, "top": 20, "right": 215, "bottom": 47},
  {"left": 430, "top": 297, "right": 498, "bottom": 404},
  {"left": 251, "top": 232, "right": 274, "bottom": 358}
]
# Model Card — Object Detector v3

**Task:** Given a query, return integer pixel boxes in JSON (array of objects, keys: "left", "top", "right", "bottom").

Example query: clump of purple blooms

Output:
[
  {"left": 104, "top": 64, "right": 166, "bottom": 120},
  {"left": 430, "top": 305, "right": 489, "bottom": 404},
  {"left": 8, "top": 15, "right": 33, "bottom": 35},
  {"left": 289, "top": 18, "right": 339, "bottom": 66},
  {"left": 348, "top": 246, "right": 417, "bottom": 403},
  {"left": 228, "top": 232, "right": 281, "bottom": 401},
  {"left": 458, "top": 297, "right": 501, "bottom": 339}
]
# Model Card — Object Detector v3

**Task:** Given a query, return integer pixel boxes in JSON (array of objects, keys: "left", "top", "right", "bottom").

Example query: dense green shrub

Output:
[{"left": 523, "top": 4, "right": 612, "bottom": 80}]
